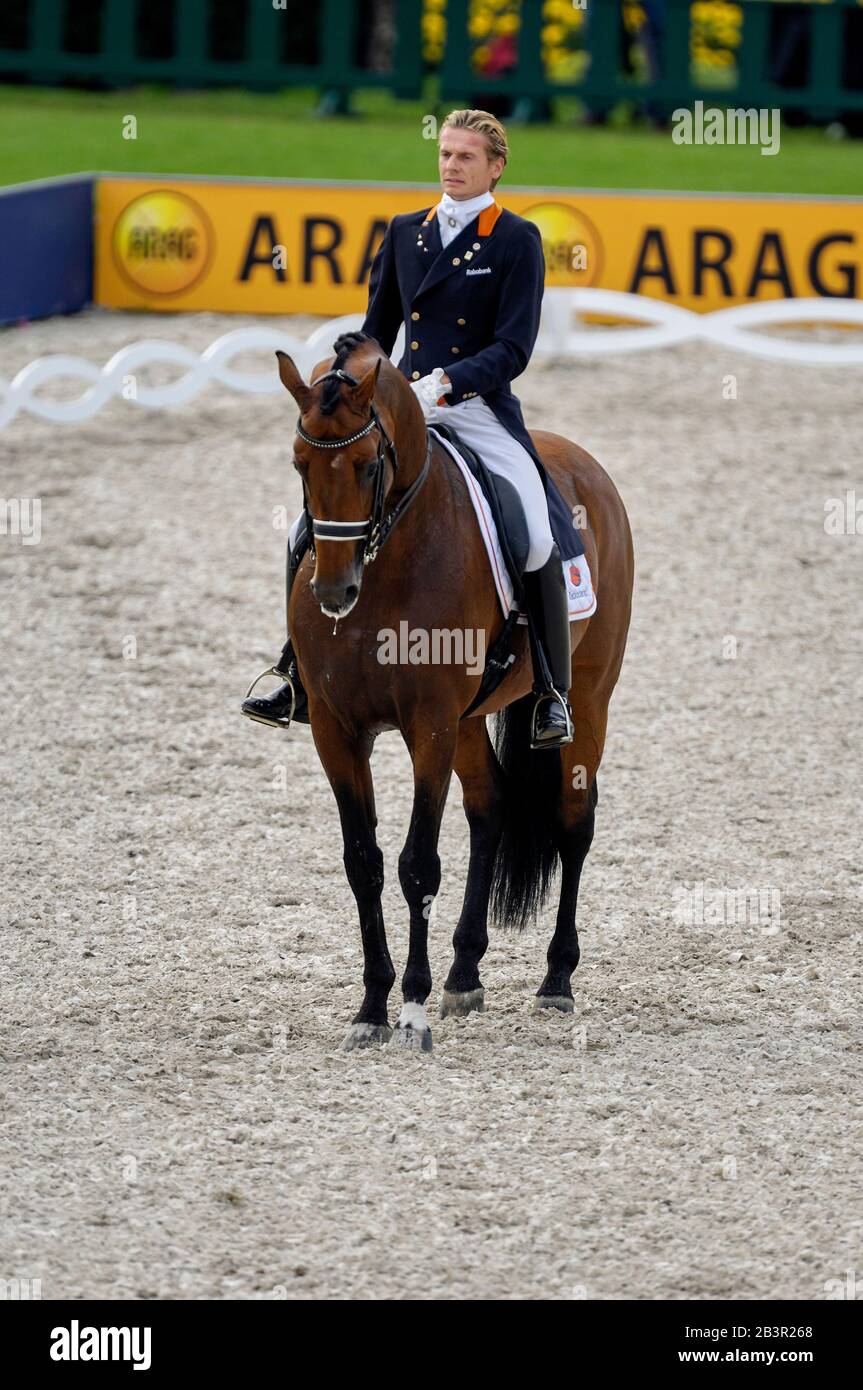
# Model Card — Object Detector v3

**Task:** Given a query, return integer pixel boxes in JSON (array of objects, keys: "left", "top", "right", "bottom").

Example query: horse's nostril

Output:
[{"left": 345, "top": 584, "right": 359, "bottom": 606}]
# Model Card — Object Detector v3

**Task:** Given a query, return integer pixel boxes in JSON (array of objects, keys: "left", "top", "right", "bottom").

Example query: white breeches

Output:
[
  {"left": 426, "top": 396, "right": 553, "bottom": 571},
  {"left": 289, "top": 397, "right": 554, "bottom": 572}
]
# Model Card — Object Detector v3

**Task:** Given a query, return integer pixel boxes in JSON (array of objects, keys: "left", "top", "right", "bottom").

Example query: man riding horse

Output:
[{"left": 242, "top": 108, "right": 574, "bottom": 748}]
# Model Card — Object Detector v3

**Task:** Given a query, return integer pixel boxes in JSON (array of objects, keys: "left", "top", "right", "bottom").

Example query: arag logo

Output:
[
  {"left": 112, "top": 190, "right": 213, "bottom": 296},
  {"left": 522, "top": 202, "right": 603, "bottom": 287}
]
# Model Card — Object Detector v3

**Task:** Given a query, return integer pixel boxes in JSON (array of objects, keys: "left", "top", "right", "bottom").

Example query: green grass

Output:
[{"left": 0, "top": 84, "right": 859, "bottom": 196}]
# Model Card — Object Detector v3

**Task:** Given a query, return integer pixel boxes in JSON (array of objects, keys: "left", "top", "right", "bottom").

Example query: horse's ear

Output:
[
  {"left": 349, "top": 357, "right": 382, "bottom": 412},
  {"left": 275, "top": 351, "right": 314, "bottom": 413}
]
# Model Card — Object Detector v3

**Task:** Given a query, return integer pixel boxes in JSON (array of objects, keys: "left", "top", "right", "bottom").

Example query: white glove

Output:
[{"left": 410, "top": 367, "right": 452, "bottom": 418}]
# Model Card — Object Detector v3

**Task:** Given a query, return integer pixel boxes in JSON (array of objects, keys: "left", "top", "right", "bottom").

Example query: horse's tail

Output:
[{"left": 490, "top": 696, "right": 561, "bottom": 929}]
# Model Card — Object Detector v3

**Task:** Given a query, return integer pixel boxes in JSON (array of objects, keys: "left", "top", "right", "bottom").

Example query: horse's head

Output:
[{"left": 276, "top": 348, "right": 408, "bottom": 620}]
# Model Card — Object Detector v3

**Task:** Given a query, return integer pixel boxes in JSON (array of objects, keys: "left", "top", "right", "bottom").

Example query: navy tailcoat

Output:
[
  {"left": 361, "top": 199, "right": 584, "bottom": 561},
  {"left": 362, "top": 200, "right": 546, "bottom": 471}
]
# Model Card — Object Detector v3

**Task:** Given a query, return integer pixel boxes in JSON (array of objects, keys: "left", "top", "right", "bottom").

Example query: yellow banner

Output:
[{"left": 95, "top": 177, "right": 863, "bottom": 315}]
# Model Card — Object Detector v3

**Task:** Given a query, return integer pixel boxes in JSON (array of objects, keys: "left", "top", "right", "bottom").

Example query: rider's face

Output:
[{"left": 438, "top": 129, "right": 504, "bottom": 201}]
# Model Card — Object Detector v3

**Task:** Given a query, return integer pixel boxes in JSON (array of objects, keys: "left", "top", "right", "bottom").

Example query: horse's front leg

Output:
[
  {"left": 440, "top": 716, "right": 505, "bottom": 1018},
  {"left": 391, "top": 717, "right": 459, "bottom": 1053},
  {"left": 311, "top": 707, "right": 395, "bottom": 1050}
]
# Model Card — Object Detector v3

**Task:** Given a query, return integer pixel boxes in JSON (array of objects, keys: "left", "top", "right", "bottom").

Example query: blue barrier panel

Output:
[{"left": 0, "top": 175, "right": 93, "bottom": 325}]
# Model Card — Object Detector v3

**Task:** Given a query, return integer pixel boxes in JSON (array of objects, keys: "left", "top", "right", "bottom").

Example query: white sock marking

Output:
[{"left": 398, "top": 1002, "right": 429, "bottom": 1032}]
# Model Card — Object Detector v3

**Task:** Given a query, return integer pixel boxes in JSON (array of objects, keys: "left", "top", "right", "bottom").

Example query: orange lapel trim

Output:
[{"left": 477, "top": 200, "right": 503, "bottom": 237}]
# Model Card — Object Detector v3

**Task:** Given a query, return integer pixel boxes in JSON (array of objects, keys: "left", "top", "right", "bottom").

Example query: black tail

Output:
[{"left": 490, "top": 696, "right": 562, "bottom": 929}]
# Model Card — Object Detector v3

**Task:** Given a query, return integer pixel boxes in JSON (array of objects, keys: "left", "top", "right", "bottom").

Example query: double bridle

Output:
[{"left": 296, "top": 368, "right": 431, "bottom": 567}]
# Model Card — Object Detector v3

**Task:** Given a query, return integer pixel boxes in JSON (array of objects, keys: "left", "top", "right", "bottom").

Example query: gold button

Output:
[
  {"left": 452, "top": 257, "right": 461, "bottom": 266},
  {"left": 451, "top": 347, "right": 460, "bottom": 354},
  {"left": 411, "top": 340, "right": 419, "bottom": 350},
  {"left": 457, "top": 318, "right": 466, "bottom": 325},
  {"left": 412, "top": 371, "right": 420, "bottom": 380},
  {"left": 411, "top": 311, "right": 420, "bottom": 321}
]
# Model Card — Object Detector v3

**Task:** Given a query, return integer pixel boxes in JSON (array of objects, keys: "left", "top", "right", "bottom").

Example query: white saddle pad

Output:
[{"left": 432, "top": 432, "right": 597, "bottom": 623}]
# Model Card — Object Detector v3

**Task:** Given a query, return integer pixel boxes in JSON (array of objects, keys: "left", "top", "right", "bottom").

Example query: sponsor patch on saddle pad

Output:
[{"left": 432, "top": 433, "right": 597, "bottom": 624}]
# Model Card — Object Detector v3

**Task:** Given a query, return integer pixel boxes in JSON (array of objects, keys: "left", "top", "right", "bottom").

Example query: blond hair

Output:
[{"left": 440, "top": 109, "right": 509, "bottom": 190}]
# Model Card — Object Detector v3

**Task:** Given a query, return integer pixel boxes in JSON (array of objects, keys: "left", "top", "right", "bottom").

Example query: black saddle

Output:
[
  {"left": 426, "top": 421, "right": 529, "bottom": 596},
  {"left": 427, "top": 420, "right": 531, "bottom": 716}
]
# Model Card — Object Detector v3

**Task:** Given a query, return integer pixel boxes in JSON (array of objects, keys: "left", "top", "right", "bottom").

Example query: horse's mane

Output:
[
  {"left": 316, "top": 342, "right": 415, "bottom": 434},
  {"left": 317, "top": 341, "right": 357, "bottom": 415},
  {"left": 308, "top": 340, "right": 426, "bottom": 473}
]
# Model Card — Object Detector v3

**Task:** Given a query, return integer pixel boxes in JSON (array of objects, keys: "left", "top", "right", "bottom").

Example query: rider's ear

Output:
[
  {"left": 349, "top": 357, "right": 382, "bottom": 413},
  {"left": 275, "top": 350, "right": 314, "bottom": 413}
]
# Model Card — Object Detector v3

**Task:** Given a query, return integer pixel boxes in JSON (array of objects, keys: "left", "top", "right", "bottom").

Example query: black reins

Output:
[{"left": 295, "top": 367, "right": 431, "bottom": 567}]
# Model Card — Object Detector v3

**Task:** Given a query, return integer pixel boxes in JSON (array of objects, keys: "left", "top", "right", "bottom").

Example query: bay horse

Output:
[{"left": 274, "top": 340, "right": 633, "bottom": 1051}]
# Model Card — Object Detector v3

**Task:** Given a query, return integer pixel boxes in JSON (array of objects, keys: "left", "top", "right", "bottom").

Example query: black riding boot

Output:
[
  {"left": 521, "top": 543, "right": 574, "bottom": 750},
  {"left": 241, "top": 535, "right": 310, "bottom": 729}
]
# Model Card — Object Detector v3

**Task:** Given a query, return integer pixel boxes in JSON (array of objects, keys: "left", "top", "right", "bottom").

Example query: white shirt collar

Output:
[{"left": 437, "top": 188, "right": 495, "bottom": 240}]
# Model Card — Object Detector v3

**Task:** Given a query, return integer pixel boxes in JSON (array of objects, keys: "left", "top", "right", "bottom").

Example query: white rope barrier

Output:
[
  {"left": 1, "top": 292, "right": 861, "bottom": 428},
  {"left": 552, "top": 291, "right": 863, "bottom": 365}
]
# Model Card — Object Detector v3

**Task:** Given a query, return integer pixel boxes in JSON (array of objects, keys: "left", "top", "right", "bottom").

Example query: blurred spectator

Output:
[
  {"left": 583, "top": 0, "right": 667, "bottom": 127},
  {"left": 360, "top": 0, "right": 395, "bottom": 73},
  {"left": 639, "top": 0, "right": 667, "bottom": 125},
  {"left": 768, "top": 2, "right": 809, "bottom": 127},
  {"left": 840, "top": 4, "right": 863, "bottom": 136},
  {"left": 471, "top": 23, "right": 551, "bottom": 120}
]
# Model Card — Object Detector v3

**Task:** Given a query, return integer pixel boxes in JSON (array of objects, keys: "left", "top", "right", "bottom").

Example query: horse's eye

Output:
[{"left": 364, "top": 461, "right": 377, "bottom": 482}]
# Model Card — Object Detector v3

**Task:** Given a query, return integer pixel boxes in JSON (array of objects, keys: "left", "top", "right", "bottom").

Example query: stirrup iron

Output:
[
  {"left": 242, "top": 666, "right": 297, "bottom": 729},
  {"left": 530, "top": 687, "right": 573, "bottom": 749}
]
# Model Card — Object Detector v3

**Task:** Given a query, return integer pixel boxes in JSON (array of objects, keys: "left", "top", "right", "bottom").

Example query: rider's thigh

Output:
[{"left": 440, "top": 403, "right": 553, "bottom": 571}]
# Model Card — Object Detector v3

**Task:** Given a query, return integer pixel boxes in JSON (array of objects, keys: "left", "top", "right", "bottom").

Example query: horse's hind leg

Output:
[
  {"left": 311, "top": 707, "right": 395, "bottom": 1050},
  {"left": 440, "top": 717, "right": 505, "bottom": 1019},
  {"left": 535, "top": 780, "right": 596, "bottom": 1011},
  {"left": 535, "top": 703, "right": 606, "bottom": 1012}
]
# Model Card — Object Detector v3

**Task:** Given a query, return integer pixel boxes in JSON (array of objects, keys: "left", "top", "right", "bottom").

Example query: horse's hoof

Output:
[
  {"left": 439, "top": 988, "right": 485, "bottom": 1019},
  {"left": 533, "top": 994, "right": 574, "bottom": 1013},
  {"left": 391, "top": 1023, "right": 433, "bottom": 1052},
  {"left": 341, "top": 1022, "right": 392, "bottom": 1051},
  {"left": 391, "top": 1003, "right": 433, "bottom": 1053}
]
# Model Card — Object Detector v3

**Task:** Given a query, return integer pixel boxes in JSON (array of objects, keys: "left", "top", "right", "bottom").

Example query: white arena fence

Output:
[{"left": 1, "top": 289, "right": 862, "bottom": 430}]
